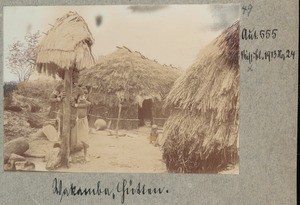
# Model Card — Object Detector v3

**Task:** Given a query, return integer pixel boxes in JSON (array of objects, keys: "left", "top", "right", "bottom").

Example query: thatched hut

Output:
[
  {"left": 79, "top": 46, "right": 180, "bottom": 129},
  {"left": 36, "top": 11, "right": 94, "bottom": 77},
  {"left": 35, "top": 11, "right": 95, "bottom": 167},
  {"left": 162, "top": 21, "right": 239, "bottom": 173}
]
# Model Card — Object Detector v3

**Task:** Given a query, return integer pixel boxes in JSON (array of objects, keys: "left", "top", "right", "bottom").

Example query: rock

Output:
[
  {"left": 5, "top": 105, "right": 22, "bottom": 112},
  {"left": 8, "top": 153, "right": 26, "bottom": 162},
  {"left": 94, "top": 119, "right": 107, "bottom": 130},
  {"left": 43, "top": 119, "right": 57, "bottom": 127},
  {"left": 4, "top": 137, "right": 29, "bottom": 164},
  {"left": 4, "top": 163, "right": 14, "bottom": 171},
  {"left": 15, "top": 161, "right": 35, "bottom": 171},
  {"left": 30, "top": 129, "right": 47, "bottom": 140},
  {"left": 3, "top": 119, "right": 9, "bottom": 126},
  {"left": 31, "top": 105, "right": 41, "bottom": 113},
  {"left": 4, "top": 153, "right": 35, "bottom": 171},
  {"left": 45, "top": 147, "right": 61, "bottom": 170},
  {"left": 20, "top": 104, "right": 31, "bottom": 112},
  {"left": 42, "top": 125, "right": 59, "bottom": 142},
  {"left": 71, "top": 143, "right": 83, "bottom": 153},
  {"left": 27, "top": 113, "right": 44, "bottom": 128}
]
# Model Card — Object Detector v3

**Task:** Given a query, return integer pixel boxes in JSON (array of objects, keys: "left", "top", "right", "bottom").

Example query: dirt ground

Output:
[
  {"left": 26, "top": 126, "right": 167, "bottom": 173},
  {"left": 25, "top": 126, "right": 238, "bottom": 174}
]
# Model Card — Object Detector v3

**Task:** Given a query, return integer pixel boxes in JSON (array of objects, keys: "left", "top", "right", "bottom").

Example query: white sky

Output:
[{"left": 3, "top": 5, "right": 239, "bottom": 82}]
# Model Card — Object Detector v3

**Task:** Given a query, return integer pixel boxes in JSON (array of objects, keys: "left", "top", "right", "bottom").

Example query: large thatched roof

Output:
[
  {"left": 79, "top": 46, "right": 180, "bottom": 107},
  {"left": 162, "top": 21, "right": 239, "bottom": 173},
  {"left": 36, "top": 11, "right": 95, "bottom": 77}
]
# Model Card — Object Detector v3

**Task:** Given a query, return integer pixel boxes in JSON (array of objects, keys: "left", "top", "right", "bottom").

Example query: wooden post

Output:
[
  {"left": 150, "top": 99, "right": 154, "bottom": 125},
  {"left": 61, "top": 68, "right": 72, "bottom": 167},
  {"left": 115, "top": 102, "right": 122, "bottom": 137},
  {"left": 115, "top": 72, "right": 130, "bottom": 136}
]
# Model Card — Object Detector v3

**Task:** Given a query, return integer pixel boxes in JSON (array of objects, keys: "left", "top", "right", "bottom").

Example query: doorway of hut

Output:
[{"left": 138, "top": 99, "right": 153, "bottom": 127}]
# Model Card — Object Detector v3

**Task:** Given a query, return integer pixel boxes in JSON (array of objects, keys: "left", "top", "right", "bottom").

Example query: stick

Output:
[{"left": 23, "top": 153, "right": 45, "bottom": 158}]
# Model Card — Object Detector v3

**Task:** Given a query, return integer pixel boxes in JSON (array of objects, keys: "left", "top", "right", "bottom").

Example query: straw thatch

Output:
[
  {"left": 36, "top": 11, "right": 95, "bottom": 77},
  {"left": 80, "top": 46, "right": 179, "bottom": 107},
  {"left": 162, "top": 21, "right": 239, "bottom": 173},
  {"left": 34, "top": 12, "right": 95, "bottom": 168},
  {"left": 79, "top": 46, "right": 180, "bottom": 128}
]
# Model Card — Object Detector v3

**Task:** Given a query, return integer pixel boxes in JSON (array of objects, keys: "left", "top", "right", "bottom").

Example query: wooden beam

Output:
[
  {"left": 115, "top": 102, "right": 122, "bottom": 137},
  {"left": 60, "top": 68, "right": 72, "bottom": 167}
]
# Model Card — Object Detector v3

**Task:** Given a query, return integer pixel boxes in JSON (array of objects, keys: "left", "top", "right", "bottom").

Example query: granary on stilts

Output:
[
  {"left": 79, "top": 46, "right": 180, "bottom": 130},
  {"left": 35, "top": 11, "right": 95, "bottom": 167},
  {"left": 162, "top": 21, "right": 240, "bottom": 173}
]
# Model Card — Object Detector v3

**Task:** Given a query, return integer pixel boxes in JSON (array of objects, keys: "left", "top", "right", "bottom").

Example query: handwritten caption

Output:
[
  {"left": 242, "top": 28, "right": 278, "bottom": 40},
  {"left": 240, "top": 4, "right": 297, "bottom": 71},
  {"left": 52, "top": 178, "right": 169, "bottom": 204},
  {"left": 241, "top": 4, "right": 253, "bottom": 16}
]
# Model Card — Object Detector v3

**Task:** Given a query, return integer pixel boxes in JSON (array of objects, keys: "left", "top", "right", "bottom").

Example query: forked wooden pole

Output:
[{"left": 61, "top": 68, "right": 72, "bottom": 167}]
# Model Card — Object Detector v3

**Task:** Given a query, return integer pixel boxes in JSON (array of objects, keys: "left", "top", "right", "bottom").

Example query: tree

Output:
[{"left": 6, "top": 31, "right": 40, "bottom": 82}]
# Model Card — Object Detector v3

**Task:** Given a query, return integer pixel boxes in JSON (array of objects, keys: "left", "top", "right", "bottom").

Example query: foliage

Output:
[
  {"left": 3, "top": 82, "right": 18, "bottom": 97},
  {"left": 4, "top": 80, "right": 59, "bottom": 143},
  {"left": 6, "top": 31, "right": 40, "bottom": 82},
  {"left": 3, "top": 111, "right": 34, "bottom": 143},
  {"left": 15, "top": 80, "right": 59, "bottom": 103}
]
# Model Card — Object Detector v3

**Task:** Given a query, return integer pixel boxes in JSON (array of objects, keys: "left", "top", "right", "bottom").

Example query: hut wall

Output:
[
  {"left": 108, "top": 104, "right": 139, "bottom": 130},
  {"left": 88, "top": 104, "right": 109, "bottom": 128},
  {"left": 88, "top": 104, "right": 139, "bottom": 130},
  {"left": 153, "top": 102, "right": 172, "bottom": 127}
]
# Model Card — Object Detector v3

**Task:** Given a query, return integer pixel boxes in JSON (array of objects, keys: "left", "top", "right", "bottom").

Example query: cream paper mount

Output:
[{"left": 0, "top": 0, "right": 298, "bottom": 204}]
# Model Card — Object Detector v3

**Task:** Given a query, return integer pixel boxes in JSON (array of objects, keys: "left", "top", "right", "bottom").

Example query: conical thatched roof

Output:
[
  {"left": 162, "top": 21, "right": 239, "bottom": 173},
  {"left": 79, "top": 46, "right": 180, "bottom": 107},
  {"left": 36, "top": 11, "right": 95, "bottom": 77}
]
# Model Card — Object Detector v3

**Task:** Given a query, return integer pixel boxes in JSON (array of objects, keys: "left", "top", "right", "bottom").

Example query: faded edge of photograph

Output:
[{"left": 3, "top": 4, "right": 239, "bottom": 174}]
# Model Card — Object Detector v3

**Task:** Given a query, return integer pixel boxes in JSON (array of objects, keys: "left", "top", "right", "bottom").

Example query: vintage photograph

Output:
[{"left": 3, "top": 4, "right": 240, "bottom": 173}]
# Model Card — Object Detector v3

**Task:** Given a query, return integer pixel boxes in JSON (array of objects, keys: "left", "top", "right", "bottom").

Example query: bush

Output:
[
  {"left": 15, "top": 80, "right": 59, "bottom": 102},
  {"left": 4, "top": 82, "right": 18, "bottom": 97},
  {"left": 3, "top": 111, "right": 35, "bottom": 143}
]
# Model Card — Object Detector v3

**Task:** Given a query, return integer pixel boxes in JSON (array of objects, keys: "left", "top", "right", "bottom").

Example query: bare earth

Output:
[
  {"left": 26, "top": 126, "right": 238, "bottom": 174},
  {"left": 27, "top": 126, "right": 167, "bottom": 173}
]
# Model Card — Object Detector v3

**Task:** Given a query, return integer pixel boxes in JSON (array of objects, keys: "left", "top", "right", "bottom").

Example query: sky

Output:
[{"left": 3, "top": 4, "right": 239, "bottom": 82}]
